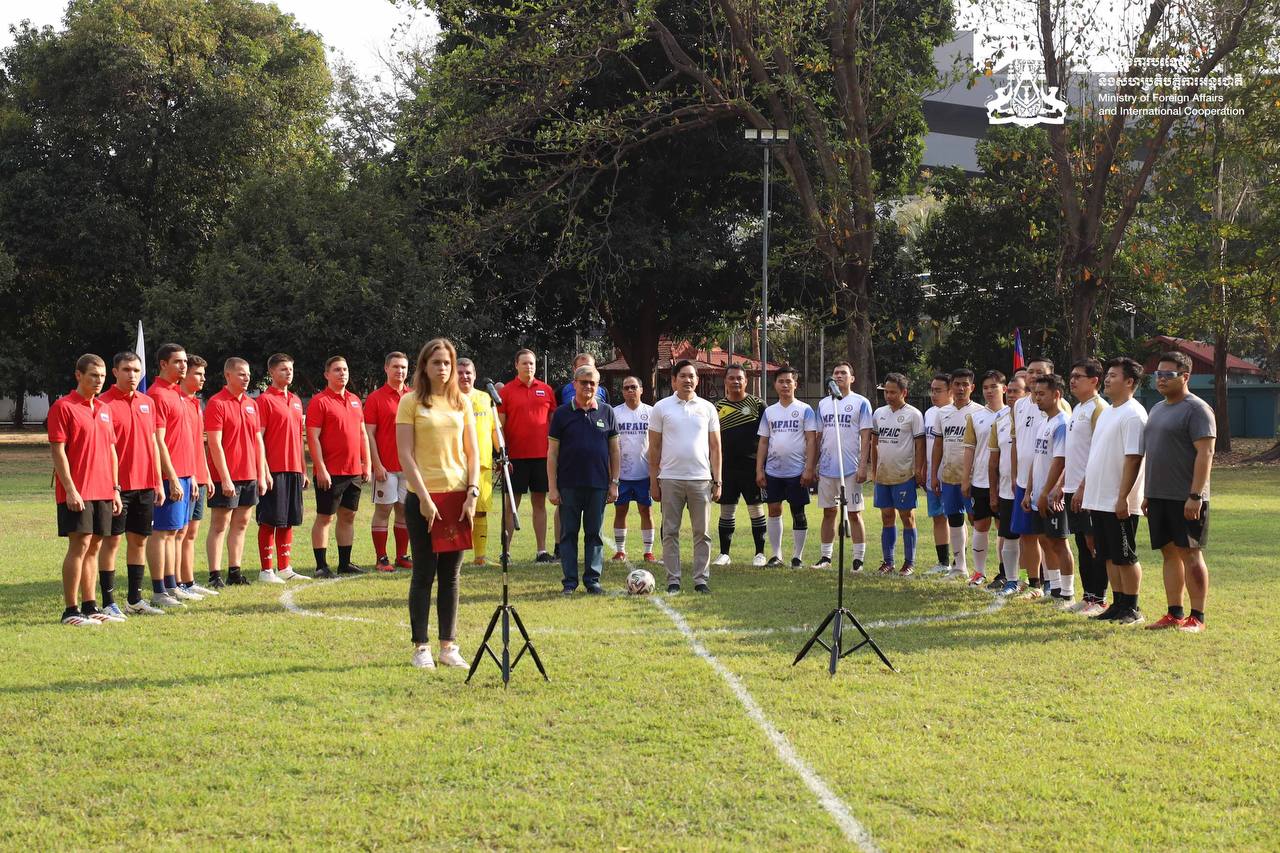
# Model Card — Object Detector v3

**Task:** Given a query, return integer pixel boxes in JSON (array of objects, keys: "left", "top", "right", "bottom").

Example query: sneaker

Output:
[
  {"left": 712, "top": 553, "right": 731, "bottom": 566},
  {"left": 411, "top": 644, "right": 435, "bottom": 669},
  {"left": 258, "top": 570, "right": 286, "bottom": 585},
  {"left": 666, "top": 584, "right": 681, "bottom": 594},
  {"left": 1055, "top": 596, "right": 1077, "bottom": 611},
  {"left": 534, "top": 551, "right": 556, "bottom": 564},
  {"left": 336, "top": 563, "right": 365, "bottom": 575},
  {"left": 438, "top": 646, "right": 468, "bottom": 668},
  {"left": 985, "top": 577, "right": 1005, "bottom": 591},
  {"left": 101, "top": 603, "right": 129, "bottom": 621},
  {"left": 694, "top": 583, "right": 710, "bottom": 594},
  {"left": 1091, "top": 604, "right": 1124, "bottom": 621},
  {"left": 1017, "top": 585, "right": 1044, "bottom": 600},
  {"left": 61, "top": 612, "right": 97, "bottom": 626},
  {"left": 125, "top": 599, "right": 166, "bottom": 615},
  {"left": 1177, "top": 616, "right": 1205, "bottom": 633},
  {"left": 275, "top": 569, "right": 311, "bottom": 581},
  {"left": 1066, "top": 599, "right": 1094, "bottom": 614},
  {"left": 790, "top": 558, "right": 803, "bottom": 569},
  {"left": 613, "top": 550, "right": 629, "bottom": 563},
  {"left": 927, "top": 563, "right": 951, "bottom": 575},
  {"left": 172, "top": 585, "right": 204, "bottom": 601},
  {"left": 899, "top": 563, "right": 915, "bottom": 577},
  {"left": 765, "top": 556, "right": 784, "bottom": 568},
  {"left": 1117, "top": 608, "right": 1145, "bottom": 627},
  {"left": 943, "top": 567, "right": 968, "bottom": 580},
  {"left": 314, "top": 567, "right": 335, "bottom": 579},
  {"left": 561, "top": 587, "right": 576, "bottom": 596},
  {"left": 395, "top": 556, "right": 414, "bottom": 570},
  {"left": 207, "top": 574, "right": 226, "bottom": 589},
  {"left": 811, "top": 556, "right": 832, "bottom": 569},
  {"left": 876, "top": 560, "right": 895, "bottom": 574},
  {"left": 643, "top": 552, "right": 658, "bottom": 563},
  {"left": 151, "top": 592, "right": 186, "bottom": 608},
  {"left": 1146, "top": 613, "right": 1186, "bottom": 630},
  {"left": 967, "top": 572, "right": 986, "bottom": 586},
  {"left": 376, "top": 557, "right": 395, "bottom": 573},
  {"left": 85, "top": 610, "right": 114, "bottom": 624},
  {"left": 472, "top": 557, "right": 489, "bottom": 567},
  {"left": 226, "top": 572, "right": 252, "bottom": 586},
  {"left": 585, "top": 585, "right": 605, "bottom": 596},
  {"left": 187, "top": 582, "right": 218, "bottom": 596}
]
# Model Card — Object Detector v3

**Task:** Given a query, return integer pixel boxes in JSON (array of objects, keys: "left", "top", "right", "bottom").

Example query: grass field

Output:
[{"left": 2, "top": 442, "right": 1278, "bottom": 850}]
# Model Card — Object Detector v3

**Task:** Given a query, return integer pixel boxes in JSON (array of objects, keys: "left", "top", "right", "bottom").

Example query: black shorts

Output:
[
  {"left": 190, "top": 487, "right": 207, "bottom": 522},
  {"left": 1024, "top": 505, "right": 1071, "bottom": 539},
  {"left": 57, "top": 500, "right": 113, "bottom": 537},
  {"left": 1065, "top": 493, "right": 1092, "bottom": 535},
  {"left": 971, "top": 486, "right": 994, "bottom": 521},
  {"left": 209, "top": 480, "right": 259, "bottom": 510},
  {"left": 719, "top": 464, "right": 763, "bottom": 506},
  {"left": 509, "top": 458, "right": 548, "bottom": 495},
  {"left": 997, "top": 498, "right": 1020, "bottom": 540},
  {"left": 110, "top": 488, "right": 155, "bottom": 537},
  {"left": 763, "top": 474, "right": 809, "bottom": 507},
  {"left": 257, "top": 471, "right": 304, "bottom": 527},
  {"left": 1089, "top": 510, "right": 1140, "bottom": 566},
  {"left": 315, "top": 475, "right": 362, "bottom": 515},
  {"left": 1147, "top": 497, "right": 1210, "bottom": 550}
]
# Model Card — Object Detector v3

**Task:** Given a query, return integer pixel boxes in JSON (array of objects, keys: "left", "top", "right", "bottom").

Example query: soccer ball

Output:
[{"left": 626, "top": 568, "right": 656, "bottom": 595}]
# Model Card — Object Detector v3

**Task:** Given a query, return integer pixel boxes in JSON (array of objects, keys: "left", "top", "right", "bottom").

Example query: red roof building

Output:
[{"left": 1143, "top": 336, "right": 1262, "bottom": 377}]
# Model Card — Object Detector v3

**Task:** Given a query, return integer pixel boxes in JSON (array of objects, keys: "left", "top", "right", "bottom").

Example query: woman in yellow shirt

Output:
[{"left": 395, "top": 338, "right": 480, "bottom": 670}]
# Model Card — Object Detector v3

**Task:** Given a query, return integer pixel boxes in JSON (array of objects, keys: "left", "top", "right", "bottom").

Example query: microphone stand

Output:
[
  {"left": 793, "top": 382, "right": 895, "bottom": 674},
  {"left": 467, "top": 382, "right": 549, "bottom": 686}
]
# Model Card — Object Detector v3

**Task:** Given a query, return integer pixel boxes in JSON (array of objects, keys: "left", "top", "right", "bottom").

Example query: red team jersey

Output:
[
  {"left": 99, "top": 385, "right": 161, "bottom": 492},
  {"left": 258, "top": 385, "right": 306, "bottom": 474},
  {"left": 47, "top": 392, "right": 117, "bottom": 503},
  {"left": 363, "top": 383, "right": 406, "bottom": 473},
  {"left": 204, "top": 388, "right": 262, "bottom": 482},
  {"left": 184, "top": 391, "right": 211, "bottom": 484},
  {"left": 497, "top": 377, "right": 557, "bottom": 459},
  {"left": 307, "top": 387, "right": 366, "bottom": 476},
  {"left": 146, "top": 376, "right": 196, "bottom": 478}
]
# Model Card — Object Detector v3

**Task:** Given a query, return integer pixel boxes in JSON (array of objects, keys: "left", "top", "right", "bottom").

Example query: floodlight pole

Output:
[{"left": 745, "top": 126, "right": 790, "bottom": 406}]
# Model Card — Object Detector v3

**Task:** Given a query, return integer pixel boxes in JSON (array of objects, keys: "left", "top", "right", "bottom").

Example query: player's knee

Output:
[
  {"left": 947, "top": 513, "right": 964, "bottom": 528},
  {"left": 790, "top": 506, "right": 808, "bottom": 530}
]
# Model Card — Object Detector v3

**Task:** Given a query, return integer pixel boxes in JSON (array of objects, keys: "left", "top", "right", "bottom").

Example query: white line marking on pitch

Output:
[{"left": 651, "top": 596, "right": 880, "bottom": 853}]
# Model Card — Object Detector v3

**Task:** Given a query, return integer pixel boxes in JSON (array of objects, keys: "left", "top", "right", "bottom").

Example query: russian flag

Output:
[
  {"left": 135, "top": 320, "right": 148, "bottom": 392},
  {"left": 1012, "top": 327, "right": 1025, "bottom": 371}
]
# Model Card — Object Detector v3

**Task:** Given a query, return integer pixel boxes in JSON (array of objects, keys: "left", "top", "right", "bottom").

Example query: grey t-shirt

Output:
[{"left": 1144, "top": 394, "right": 1216, "bottom": 500}]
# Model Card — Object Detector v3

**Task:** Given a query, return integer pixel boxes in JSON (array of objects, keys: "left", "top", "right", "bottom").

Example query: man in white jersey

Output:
[
  {"left": 1021, "top": 374, "right": 1075, "bottom": 604},
  {"left": 870, "top": 373, "right": 925, "bottom": 575},
  {"left": 1079, "top": 357, "right": 1148, "bottom": 626},
  {"left": 812, "top": 362, "right": 873, "bottom": 570},
  {"left": 1055, "top": 359, "right": 1106, "bottom": 614},
  {"left": 987, "top": 375, "right": 1026, "bottom": 595},
  {"left": 922, "top": 373, "right": 953, "bottom": 572},
  {"left": 929, "top": 368, "right": 984, "bottom": 580},
  {"left": 1009, "top": 358, "right": 1057, "bottom": 591},
  {"left": 611, "top": 375, "right": 656, "bottom": 562},
  {"left": 756, "top": 366, "right": 818, "bottom": 568},
  {"left": 960, "top": 370, "right": 1006, "bottom": 586}
]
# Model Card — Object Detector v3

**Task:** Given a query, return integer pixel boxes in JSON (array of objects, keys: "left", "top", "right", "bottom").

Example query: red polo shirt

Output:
[
  {"left": 184, "top": 391, "right": 211, "bottom": 483},
  {"left": 498, "top": 376, "right": 557, "bottom": 459},
  {"left": 363, "top": 383, "right": 406, "bottom": 472},
  {"left": 99, "top": 385, "right": 161, "bottom": 492},
  {"left": 258, "top": 385, "right": 306, "bottom": 474},
  {"left": 307, "top": 386, "right": 365, "bottom": 476},
  {"left": 146, "top": 377, "right": 196, "bottom": 478},
  {"left": 47, "top": 391, "right": 117, "bottom": 503},
  {"left": 204, "top": 388, "right": 262, "bottom": 482}
]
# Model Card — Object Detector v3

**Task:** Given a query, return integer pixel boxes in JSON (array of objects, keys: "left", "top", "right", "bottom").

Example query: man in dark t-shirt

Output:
[{"left": 713, "top": 364, "right": 767, "bottom": 566}]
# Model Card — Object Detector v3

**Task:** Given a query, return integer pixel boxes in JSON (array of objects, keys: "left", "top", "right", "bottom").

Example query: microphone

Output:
[
  {"left": 483, "top": 379, "right": 503, "bottom": 406},
  {"left": 827, "top": 379, "right": 844, "bottom": 400}
]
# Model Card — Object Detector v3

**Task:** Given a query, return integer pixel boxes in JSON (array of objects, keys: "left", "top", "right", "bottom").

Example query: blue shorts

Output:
[
  {"left": 152, "top": 477, "right": 194, "bottom": 531},
  {"left": 926, "top": 487, "right": 945, "bottom": 518},
  {"left": 190, "top": 487, "right": 206, "bottom": 522},
  {"left": 1010, "top": 484, "right": 1036, "bottom": 535},
  {"left": 764, "top": 474, "right": 810, "bottom": 507},
  {"left": 874, "top": 479, "right": 918, "bottom": 511},
  {"left": 940, "top": 482, "right": 974, "bottom": 517},
  {"left": 616, "top": 478, "right": 652, "bottom": 507}
]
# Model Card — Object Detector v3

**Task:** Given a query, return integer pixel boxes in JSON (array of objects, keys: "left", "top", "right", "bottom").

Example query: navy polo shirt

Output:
[{"left": 548, "top": 399, "right": 618, "bottom": 489}]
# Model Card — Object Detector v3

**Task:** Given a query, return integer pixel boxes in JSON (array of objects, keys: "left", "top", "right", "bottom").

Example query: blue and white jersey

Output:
[
  {"left": 817, "top": 392, "right": 873, "bottom": 479},
  {"left": 758, "top": 400, "right": 818, "bottom": 478},
  {"left": 613, "top": 401, "right": 652, "bottom": 481},
  {"left": 1028, "top": 411, "right": 1068, "bottom": 505}
]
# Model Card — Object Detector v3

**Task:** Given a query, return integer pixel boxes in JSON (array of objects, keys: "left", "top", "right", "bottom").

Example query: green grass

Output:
[{"left": 2, "top": 444, "right": 1278, "bottom": 850}]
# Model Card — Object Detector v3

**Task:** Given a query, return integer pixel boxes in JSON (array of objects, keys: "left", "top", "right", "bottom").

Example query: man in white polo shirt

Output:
[{"left": 648, "top": 360, "right": 722, "bottom": 594}]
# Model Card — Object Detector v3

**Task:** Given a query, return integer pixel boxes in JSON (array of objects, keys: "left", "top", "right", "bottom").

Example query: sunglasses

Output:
[
  {"left": 1153, "top": 370, "right": 1183, "bottom": 379},
  {"left": 622, "top": 386, "right": 640, "bottom": 391}
]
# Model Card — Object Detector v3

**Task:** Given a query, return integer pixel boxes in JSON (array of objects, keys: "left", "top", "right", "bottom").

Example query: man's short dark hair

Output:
[
  {"left": 981, "top": 369, "right": 1006, "bottom": 385},
  {"left": 1035, "top": 373, "right": 1066, "bottom": 395},
  {"left": 883, "top": 372, "right": 910, "bottom": 392},
  {"left": 622, "top": 374, "right": 644, "bottom": 388},
  {"left": 725, "top": 363, "right": 747, "bottom": 377},
  {"left": 268, "top": 353, "right": 294, "bottom": 369},
  {"left": 671, "top": 359, "right": 696, "bottom": 378},
  {"left": 1157, "top": 351, "right": 1193, "bottom": 374},
  {"left": 1070, "top": 358, "right": 1103, "bottom": 379},
  {"left": 157, "top": 343, "right": 185, "bottom": 364},
  {"left": 188, "top": 355, "right": 207, "bottom": 369},
  {"left": 831, "top": 361, "right": 853, "bottom": 374},
  {"left": 113, "top": 351, "right": 141, "bottom": 368},
  {"left": 1028, "top": 357, "right": 1054, "bottom": 372},
  {"left": 324, "top": 355, "right": 347, "bottom": 370},
  {"left": 931, "top": 372, "right": 952, "bottom": 386},
  {"left": 514, "top": 348, "right": 535, "bottom": 363},
  {"left": 1104, "top": 356, "right": 1144, "bottom": 385},
  {"left": 76, "top": 353, "right": 105, "bottom": 373},
  {"left": 774, "top": 364, "right": 798, "bottom": 378},
  {"left": 950, "top": 368, "right": 975, "bottom": 383},
  {"left": 385, "top": 351, "right": 409, "bottom": 365}
]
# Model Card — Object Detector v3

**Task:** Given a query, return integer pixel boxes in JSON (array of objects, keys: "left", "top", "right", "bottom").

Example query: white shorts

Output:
[
  {"left": 817, "top": 474, "right": 865, "bottom": 511},
  {"left": 372, "top": 472, "right": 408, "bottom": 505}
]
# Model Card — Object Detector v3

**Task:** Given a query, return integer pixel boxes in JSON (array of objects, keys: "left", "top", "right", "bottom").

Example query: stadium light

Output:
[{"left": 744, "top": 126, "right": 790, "bottom": 405}]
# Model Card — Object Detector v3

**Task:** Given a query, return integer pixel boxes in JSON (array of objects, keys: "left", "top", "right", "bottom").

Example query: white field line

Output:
[{"left": 652, "top": 596, "right": 880, "bottom": 852}]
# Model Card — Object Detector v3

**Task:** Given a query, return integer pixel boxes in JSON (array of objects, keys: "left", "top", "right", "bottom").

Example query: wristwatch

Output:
[
  {"left": 610, "top": 478, "right": 620, "bottom": 485},
  {"left": 1188, "top": 493, "right": 1202, "bottom": 501},
  {"left": 467, "top": 485, "right": 481, "bottom": 497}
]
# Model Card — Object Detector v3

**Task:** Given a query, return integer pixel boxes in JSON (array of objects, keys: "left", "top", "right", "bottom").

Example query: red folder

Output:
[{"left": 429, "top": 490, "right": 473, "bottom": 552}]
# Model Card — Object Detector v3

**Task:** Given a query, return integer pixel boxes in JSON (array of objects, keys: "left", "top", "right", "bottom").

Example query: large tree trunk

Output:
[
  {"left": 1214, "top": 326, "right": 1232, "bottom": 454},
  {"left": 604, "top": 296, "right": 661, "bottom": 404},
  {"left": 841, "top": 259, "right": 876, "bottom": 397},
  {"left": 1067, "top": 266, "right": 1102, "bottom": 362}
]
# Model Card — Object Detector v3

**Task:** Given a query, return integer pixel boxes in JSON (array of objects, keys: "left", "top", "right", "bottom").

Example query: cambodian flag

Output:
[{"left": 1012, "top": 327, "right": 1025, "bottom": 371}]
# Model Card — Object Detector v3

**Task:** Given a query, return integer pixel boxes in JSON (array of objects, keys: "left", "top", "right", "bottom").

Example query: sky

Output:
[{"left": 1, "top": 0, "right": 437, "bottom": 81}]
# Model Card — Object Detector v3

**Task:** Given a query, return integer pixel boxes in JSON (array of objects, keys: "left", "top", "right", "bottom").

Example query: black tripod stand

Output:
[
  {"left": 467, "top": 381, "right": 548, "bottom": 686},
  {"left": 793, "top": 381, "right": 895, "bottom": 675}
]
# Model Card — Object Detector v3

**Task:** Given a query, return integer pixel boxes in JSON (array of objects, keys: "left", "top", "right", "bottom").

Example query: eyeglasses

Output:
[
  {"left": 622, "top": 385, "right": 640, "bottom": 391},
  {"left": 1153, "top": 370, "right": 1183, "bottom": 379},
  {"left": 1068, "top": 373, "right": 1089, "bottom": 380}
]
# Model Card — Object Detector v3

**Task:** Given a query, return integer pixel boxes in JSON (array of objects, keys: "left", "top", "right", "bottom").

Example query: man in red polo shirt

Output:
[
  {"left": 205, "top": 357, "right": 271, "bottom": 587},
  {"left": 98, "top": 351, "right": 179, "bottom": 618},
  {"left": 181, "top": 356, "right": 216, "bottom": 589},
  {"left": 49, "top": 354, "right": 123, "bottom": 625},
  {"left": 498, "top": 348, "right": 558, "bottom": 562},
  {"left": 364, "top": 351, "right": 411, "bottom": 572},
  {"left": 307, "top": 355, "right": 372, "bottom": 578},
  {"left": 255, "top": 353, "right": 311, "bottom": 583}
]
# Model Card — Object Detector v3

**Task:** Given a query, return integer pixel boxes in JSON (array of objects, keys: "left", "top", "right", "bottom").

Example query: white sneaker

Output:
[
  {"left": 172, "top": 585, "right": 204, "bottom": 601},
  {"left": 438, "top": 646, "right": 468, "bottom": 668},
  {"left": 276, "top": 569, "right": 312, "bottom": 581},
  {"left": 751, "top": 553, "right": 767, "bottom": 567},
  {"left": 125, "top": 598, "right": 166, "bottom": 615},
  {"left": 100, "top": 603, "right": 129, "bottom": 622},
  {"left": 61, "top": 612, "right": 98, "bottom": 626},
  {"left": 411, "top": 645, "right": 435, "bottom": 669},
  {"left": 186, "top": 582, "right": 218, "bottom": 596},
  {"left": 712, "top": 553, "right": 732, "bottom": 567},
  {"left": 151, "top": 593, "right": 185, "bottom": 609},
  {"left": 86, "top": 610, "right": 114, "bottom": 624},
  {"left": 927, "top": 564, "right": 951, "bottom": 575},
  {"left": 1056, "top": 597, "right": 1078, "bottom": 611},
  {"left": 943, "top": 567, "right": 968, "bottom": 580},
  {"left": 259, "top": 569, "right": 287, "bottom": 585}
]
